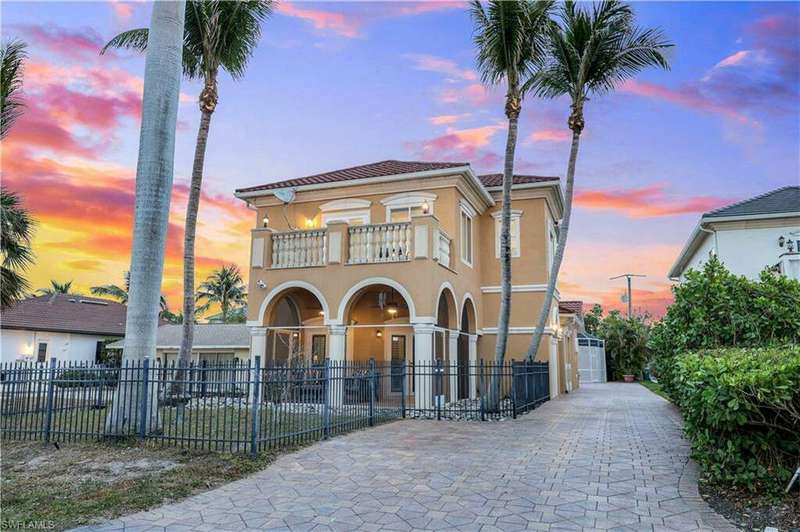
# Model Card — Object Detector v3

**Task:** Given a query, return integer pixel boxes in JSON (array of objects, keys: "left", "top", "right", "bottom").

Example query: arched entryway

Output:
[
  {"left": 458, "top": 296, "right": 477, "bottom": 399},
  {"left": 434, "top": 285, "right": 458, "bottom": 402},
  {"left": 262, "top": 286, "right": 327, "bottom": 366}
]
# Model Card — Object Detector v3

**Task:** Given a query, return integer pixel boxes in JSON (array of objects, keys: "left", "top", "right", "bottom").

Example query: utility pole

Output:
[{"left": 610, "top": 274, "right": 646, "bottom": 317}]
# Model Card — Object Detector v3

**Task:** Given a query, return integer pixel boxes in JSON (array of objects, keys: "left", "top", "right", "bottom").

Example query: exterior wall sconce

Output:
[
  {"left": 376, "top": 329, "right": 382, "bottom": 338},
  {"left": 778, "top": 235, "right": 785, "bottom": 247},
  {"left": 318, "top": 310, "right": 325, "bottom": 316},
  {"left": 262, "top": 215, "right": 269, "bottom": 228},
  {"left": 256, "top": 279, "right": 266, "bottom": 289},
  {"left": 422, "top": 201, "right": 430, "bottom": 214}
]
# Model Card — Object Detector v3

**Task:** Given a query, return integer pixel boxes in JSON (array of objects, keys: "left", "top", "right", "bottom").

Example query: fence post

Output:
[
  {"left": 511, "top": 363, "right": 518, "bottom": 419},
  {"left": 400, "top": 360, "right": 406, "bottom": 419},
  {"left": 436, "top": 358, "right": 443, "bottom": 421},
  {"left": 138, "top": 358, "right": 150, "bottom": 440},
  {"left": 43, "top": 358, "right": 57, "bottom": 443},
  {"left": 323, "top": 359, "right": 331, "bottom": 439},
  {"left": 479, "top": 359, "right": 485, "bottom": 422},
  {"left": 250, "top": 356, "right": 261, "bottom": 457},
  {"left": 368, "top": 358, "right": 376, "bottom": 427}
]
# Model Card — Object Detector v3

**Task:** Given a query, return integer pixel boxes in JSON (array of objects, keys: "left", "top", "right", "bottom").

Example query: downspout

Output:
[{"left": 699, "top": 223, "right": 718, "bottom": 256}]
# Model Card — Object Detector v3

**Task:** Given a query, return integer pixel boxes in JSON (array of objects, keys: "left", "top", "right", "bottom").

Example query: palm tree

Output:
[
  {"left": 102, "top": 0, "right": 274, "bottom": 373},
  {"left": 525, "top": 1, "right": 671, "bottom": 361},
  {"left": 37, "top": 280, "right": 76, "bottom": 296},
  {"left": 91, "top": 271, "right": 170, "bottom": 316},
  {"left": 1, "top": 188, "right": 35, "bottom": 307},
  {"left": 105, "top": 0, "right": 186, "bottom": 435},
  {"left": 1, "top": 39, "right": 27, "bottom": 140},
  {"left": 470, "top": 0, "right": 554, "bottom": 407},
  {"left": 196, "top": 264, "right": 247, "bottom": 323}
]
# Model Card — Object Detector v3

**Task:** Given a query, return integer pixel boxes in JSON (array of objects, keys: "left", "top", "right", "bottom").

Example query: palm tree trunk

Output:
[
  {"left": 526, "top": 125, "right": 582, "bottom": 365},
  {"left": 175, "top": 106, "right": 214, "bottom": 394},
  {"left": 105, "top": 0, "right": 185, "bottom": 435},
  {"left": 488, "top": 112, "right": 519, "bottom": 411}
]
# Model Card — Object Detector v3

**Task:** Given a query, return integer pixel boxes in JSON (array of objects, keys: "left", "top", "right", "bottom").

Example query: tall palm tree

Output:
[
  {"left": 525, "top": 1, "right": 671, "bottom": 362},
  {"left": 102, "top": 0, "right": 274, "bottom": 372},
  {"left": 470, "top": 0, "right": 553, "bottom": 407},
  {"left": 105, "top": 0, "right": 186, "bottom": 435},
  {"left": 91, "top": 271, "right": 170, "bottom": 316},
  {"left": 1, "top": 188, "right": 34, "bottom": 307},
  {"left": 37, "top": 280, "right": 76, "bottom": 296},
  {"left": 196, "top": 264, "right": 247, "bottom": 322},
  {"left": 1, "top": 39, "right": 27, "bottom": 140}
]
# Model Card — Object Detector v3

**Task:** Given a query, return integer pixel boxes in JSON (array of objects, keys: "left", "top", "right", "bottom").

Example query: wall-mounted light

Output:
[
  {"left": 422, "top": 201, "right": 430, "bottom": 214},
  {"left": 256, "top": 280, "right": 267, "bottom": 289},
  {"left": 305, "top": 218, "right": 315, "bottom": 228},
  {"left": 386, "top": 305, "right": 398, "bottom": 316},
  {"left": 262, "top": 215, "right": 269, "bottom": 228},
  {"left": 292, "top": 332, "right": 299, "bottom": 338},
  {"left": 376, "top": 329, "right": 382, "bottom": 338},
  {"left": 319, "top": 310, "right": 325, "bottom": 317},
  {"left": 779, "top": 235, "right": 785, "bottom": 248}
]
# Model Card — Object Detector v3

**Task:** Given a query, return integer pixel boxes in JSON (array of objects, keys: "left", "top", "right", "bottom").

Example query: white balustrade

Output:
[
  {"left": 436, "top": 230, "right": 451, "bottom": 269},
  {"left": 348, "top": 222, "right": 412, "bottom": 264},
  {"left": 271, "top": 229, "right": 327, "bottom": 268}
]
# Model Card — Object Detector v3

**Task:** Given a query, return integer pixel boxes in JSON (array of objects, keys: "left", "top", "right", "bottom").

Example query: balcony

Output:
[{"left": 251, "top": 215, "right": 453, "bottom": 272}]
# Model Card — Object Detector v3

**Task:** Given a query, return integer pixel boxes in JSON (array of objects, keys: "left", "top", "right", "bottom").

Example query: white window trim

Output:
[
  {"left": 459, "top": 201, "right": 475, "bottom": 268},
  {"left": 319, "top": 198, "right": 372, "bottom": 226},
  {"left": 381, "top": 192, "right": 437, "bottom": 221},
  {"left": 321, "top": 210, "right": 370, "bottom": 226},
  {"left": 493, "top": 209, "right": 522, "bottom": 258}
]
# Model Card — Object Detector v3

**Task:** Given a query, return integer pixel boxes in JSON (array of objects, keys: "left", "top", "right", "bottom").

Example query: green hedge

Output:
[{"left": 672, "top": 346, "right": 800, "bottom": 492}]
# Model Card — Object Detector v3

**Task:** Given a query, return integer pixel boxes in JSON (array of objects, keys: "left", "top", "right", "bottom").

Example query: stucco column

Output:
[
  {"left": 413, "top": 323, "right": 434, "bottom": 410},
  {"left": 468, "top": 334, "right": 478, "bottom": 399},
  {"left": 327, "top": 325, "right": 346, "bottom": 407},
  {"left": 549, "top": 336, "right": 559, "bottom": 398},
  {"left": 249, "top": 327, "right": 266, "bottom": 367},
  {"left": 326, "top": 221, "right": 348, "bottom": 264},
  {"left": 448, "top": 330, "right": 459, "bottom": 402}
]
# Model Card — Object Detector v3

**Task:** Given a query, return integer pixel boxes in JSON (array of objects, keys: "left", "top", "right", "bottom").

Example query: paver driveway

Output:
[{"left": 78, "top": 383, "right": 735, "bottom": 531}]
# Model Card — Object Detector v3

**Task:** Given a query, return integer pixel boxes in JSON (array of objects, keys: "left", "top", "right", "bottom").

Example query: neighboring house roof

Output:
[
  {"left": 558, "top": 300, "right": 584, "bottom": 317},
  {"left": 668, "top": 186, "right": 800, "bottom": 279},
  {"left": 235, "top": 160, "right": 468, "bottom": 194},
  {"left": 107, "top": 324, "right": 250, "bottom": 350},
  {"left": 478, "top": 173, "right": 560, "bottom": 188},
  {"left": 704, "top": 186, "right": 800, "bottom": 219},
  {"left": 1, "top": 294, "right": 126, "bottom": 336}
]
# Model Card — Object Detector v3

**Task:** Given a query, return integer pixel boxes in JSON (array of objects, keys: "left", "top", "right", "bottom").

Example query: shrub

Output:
[
  {"left": 672, "top": 346, "right": 800, "bottom": 492},
  {"left": 55, "top": 369, "right": 118, "bottom": 388},
  {"left": 649, "top": 255, "right": 800, "bottom": 397},
  {"left": 597, "top": 311, "right": 649, "bottom": 380}
]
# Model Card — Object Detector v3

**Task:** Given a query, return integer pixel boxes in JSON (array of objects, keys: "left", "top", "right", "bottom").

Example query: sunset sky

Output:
[{"left": 2, "top": 1, "right": 798, "bottom": 318}]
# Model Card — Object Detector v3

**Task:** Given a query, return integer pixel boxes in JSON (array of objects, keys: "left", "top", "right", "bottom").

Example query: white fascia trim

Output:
[
  {"left": 481, "top": 326, "right": 556, "bottom": 335},
  {"left": 236, "top": 166, "right": 477, "bottom": 200},
  {"left": 668, "top": 220, "right": 705, "bottom": 279},
  {"left": 486, "top": 181, "right": 565, "bottom": 220},
  {"left": 704, "top": 212, "right": 800, "bottom": 223},
  {"left": 481, "top": 285, "right": 561, "bottom": 298},
  {"left": 459, "top": 198, "right": 478, "bottom": 218}
]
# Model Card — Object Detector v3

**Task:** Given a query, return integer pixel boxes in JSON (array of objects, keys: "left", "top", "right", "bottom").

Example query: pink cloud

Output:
[
  {"left": 714, "top": 50, "right": 752, "bottom": 69},
  {"left": 276, "top": 2, "right": 363, "bottom": 38},
  {"left": 13, "top": 24, "right": 109, "bottom": 60},
  {"left": 574, "top": 185, "right": 731, "bottom": 218},
  {"left": 527, "top": 129, "right": 570, "bottom": 143},
  {"left": 109, "top": 1, "right": 134, "bottom": 20},
  {"left": 406, "top": 54, "right": 476, "bottom": 81},
  {"left": 440, "top": 83, "right": 492, "bottom": 106},
  {"left": 429, "top": 114, "right": 470, "bottom": 125}
]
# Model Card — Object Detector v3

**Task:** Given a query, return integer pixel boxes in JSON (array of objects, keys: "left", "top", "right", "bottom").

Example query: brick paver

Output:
[{"left": 76, "top": 383, "right": 736, "bottom": 531}]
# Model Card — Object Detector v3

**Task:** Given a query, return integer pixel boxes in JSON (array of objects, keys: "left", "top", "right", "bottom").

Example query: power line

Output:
[{"left": 609, "top": 273, "right": 647, "bottom": 317}]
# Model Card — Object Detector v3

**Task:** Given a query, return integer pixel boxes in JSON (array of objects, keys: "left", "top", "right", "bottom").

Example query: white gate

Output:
[{"left": 577, "top": 335, "right": 606, "bottom": 383}]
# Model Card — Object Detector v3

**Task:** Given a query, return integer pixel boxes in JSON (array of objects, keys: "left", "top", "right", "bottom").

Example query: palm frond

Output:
[
  {"left": 90, "top": 284, "right": 128, "bottom": 303},
  {"left": 100, "top": 28, "right": 149, "bottom": 55},
  {"left": 1, "top": 39, "right": 28, "bottom": 140}
]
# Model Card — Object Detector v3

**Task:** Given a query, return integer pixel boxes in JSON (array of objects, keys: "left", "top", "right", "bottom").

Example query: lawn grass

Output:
[
  {"left": 0, "top": 440, "right": 288, "bottom": 531},
  {"left": 640, "top": 380, "right": 670, "bottom": 401}
]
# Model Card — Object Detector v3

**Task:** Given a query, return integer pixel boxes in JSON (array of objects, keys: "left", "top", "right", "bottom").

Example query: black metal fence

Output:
[{"left": 0, "top": 358, "right": 549, "bottom": 455}]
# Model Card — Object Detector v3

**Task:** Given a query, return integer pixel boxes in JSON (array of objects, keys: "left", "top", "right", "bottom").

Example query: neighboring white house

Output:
[
  {"left": 107, "top": 323, "right": 250, "bottom": 366},
  {"left": 668, "top": 186, "right": 800, "bottom": 281},
  {"left": 0, "top": 294, "right": 126, "bottom": 364}
]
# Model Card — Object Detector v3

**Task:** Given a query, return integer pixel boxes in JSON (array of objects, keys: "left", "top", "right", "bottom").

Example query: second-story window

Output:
[
  {"left": 389, "top": 205, "right": 425, "bottom": 223},
  {"left": 381, "top": 192, "right": 437, "bottom": 223},
  {"left": 494, "top": 210, "right": 522, "bottom": 259},
  {"left": 460, "top": 201, "right": 476, "bottom": 267}
]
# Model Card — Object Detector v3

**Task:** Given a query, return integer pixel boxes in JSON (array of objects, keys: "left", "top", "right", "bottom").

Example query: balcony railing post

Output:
[{"left": 43, "top": 357, "right": 57, "bottom": 443}]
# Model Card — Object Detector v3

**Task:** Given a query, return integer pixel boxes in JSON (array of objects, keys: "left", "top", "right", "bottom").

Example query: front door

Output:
[{"left": 390, "top": 335, "right": 406, "bottom": 393}]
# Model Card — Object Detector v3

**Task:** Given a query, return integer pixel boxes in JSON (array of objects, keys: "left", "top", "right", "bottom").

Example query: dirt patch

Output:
[
  {"left": 699, "top": 478, "right": 800, "bottom": 531},
  {"left": 1, "top": 440, "right": 284, "bottom": 531}
]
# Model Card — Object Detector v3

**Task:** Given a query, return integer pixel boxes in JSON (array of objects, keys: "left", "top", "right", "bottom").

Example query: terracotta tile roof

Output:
[
  {"left": 107, "top": 324, "right": 250, "bottom": 350},
  {"left": 1, "top": 294, "right": 127, "bottom": 336},
  {"left": 559, "top": 300, "right": 584, "bottom": 316},
  {"left": 236, "top": 160, "right": 469, "bottom": 194},
  {"left": 478, "top": 174, "right": 560, "bottom": 188}
]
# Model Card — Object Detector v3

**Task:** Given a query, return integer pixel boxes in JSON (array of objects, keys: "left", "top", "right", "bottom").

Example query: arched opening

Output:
[
  {"left": 434, "top": 286, "right": 457, "bottom": 402},
  {"left": 263, "top": 287, "right": 326, "bottom": 366},
  {"left": 342, "top": 283, "right": 412, "bottom": 365},
  {"left": 457, "top": 297, "right": 477, "bottom": 399}
]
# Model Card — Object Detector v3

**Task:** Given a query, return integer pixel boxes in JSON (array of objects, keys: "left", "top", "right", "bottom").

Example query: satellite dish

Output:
[{"left": 274, "top": 188, "right": 296, "bottom": 204}]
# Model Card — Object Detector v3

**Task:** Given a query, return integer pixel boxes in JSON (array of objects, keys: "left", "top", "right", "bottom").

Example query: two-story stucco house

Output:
[
  {"left": 235, "top": 160, "right": 577, "bottom": 399},
  {"left": 668, "top": 186, "right": 800, "bottom": 281}
]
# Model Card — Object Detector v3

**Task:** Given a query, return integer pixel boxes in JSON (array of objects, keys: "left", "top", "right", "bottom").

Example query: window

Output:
[
  {"left": 493, "top": 210, "right": 522, "bottom": 258},
  {"left": 311, "top": 335, "right": 326, "bottom": 363},
  {"left": 319, "top": 198, "right": 371, "bottom": 226},
  {"left": 37, "top": 342, "right": 47, "bottom": 363},
  {"left": 381, "top": 192, "right": 436, "bottom": 223},
  {"left": 390, "top": 335, "right": 406, "bottom": 392},
  {"left": 95, "top": 341, "right": 104, "bottom": 364},
  {"left": 547, "top": 218, "right": 558, "bottom": 273},
  {"left": 459, "top": 201, "right": 476, "bottom": 266}
]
